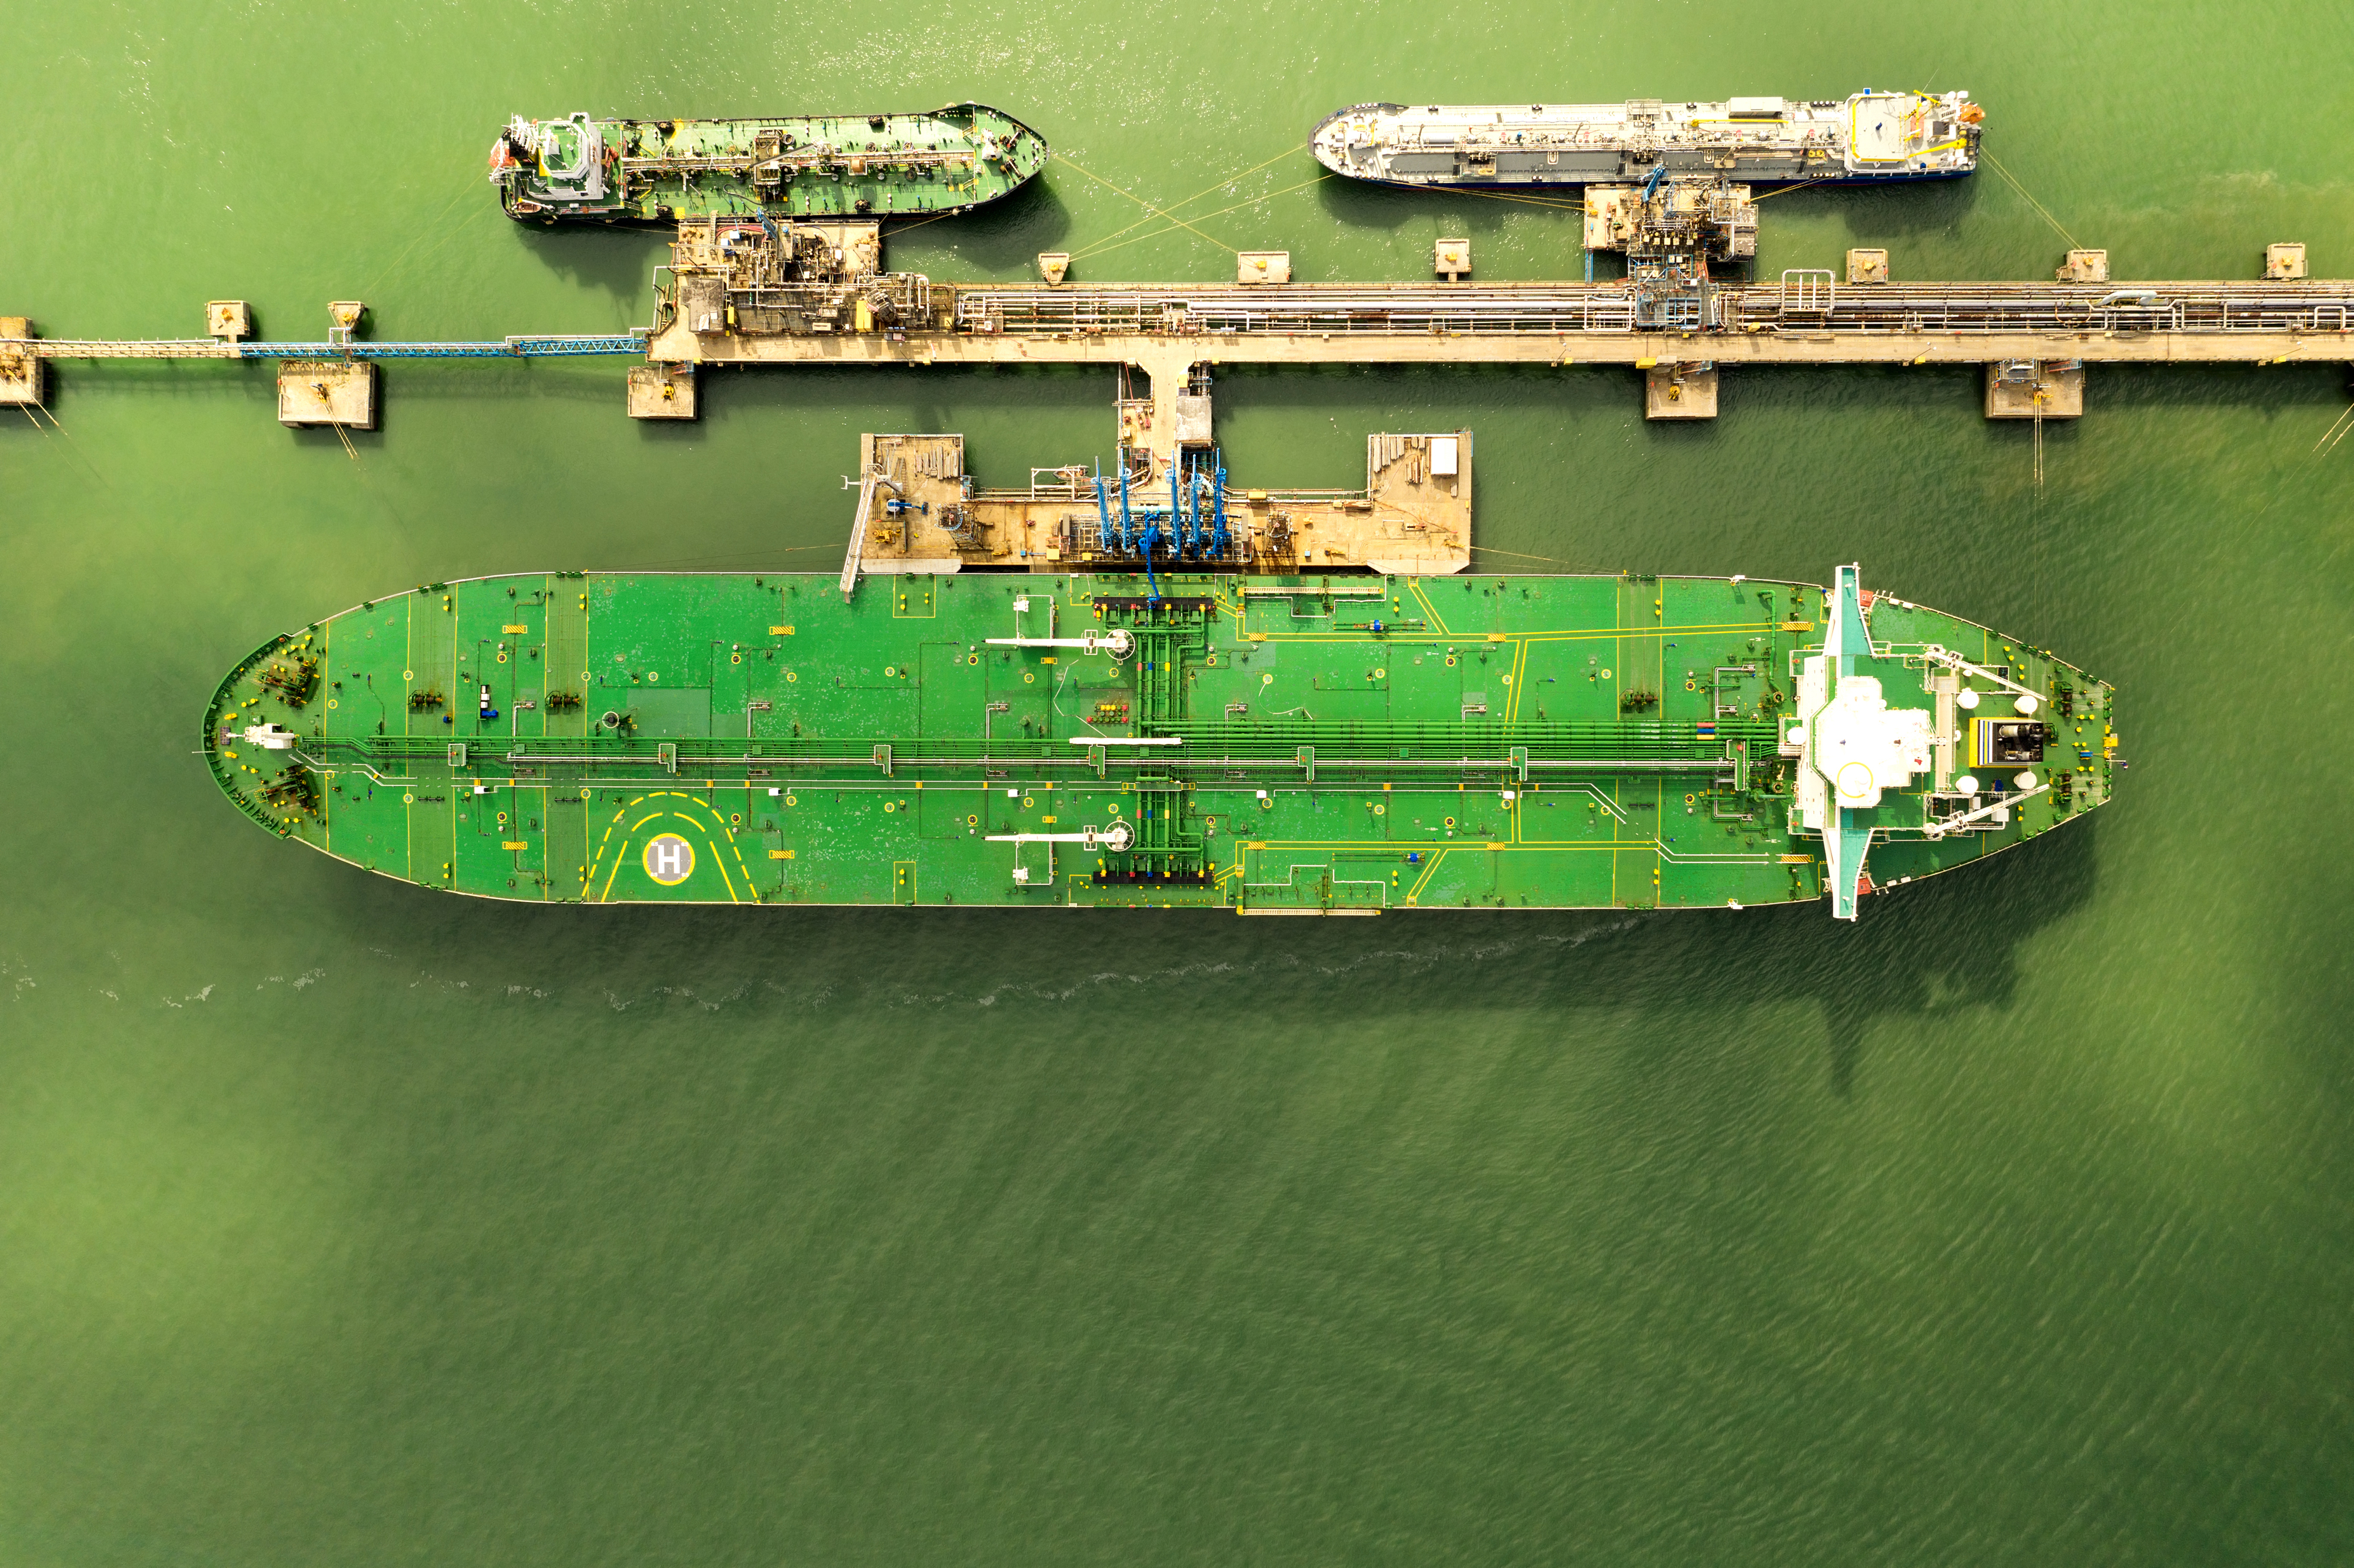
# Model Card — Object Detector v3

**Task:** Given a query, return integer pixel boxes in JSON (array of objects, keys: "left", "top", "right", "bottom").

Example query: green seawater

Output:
[{"left": 5, "top": 4, "right": 2353, "bottom": 1562}]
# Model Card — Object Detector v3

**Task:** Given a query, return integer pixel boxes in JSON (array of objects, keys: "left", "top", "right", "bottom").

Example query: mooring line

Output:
[
  {"left": 1070, "top": 175, "right": 1329, "bottom": 264},
  {"left": 1069, "top": 145, "right": 1305, "bottom": 259},
  {"left": 2311, "top": 401, "right": 2354, "bottom": 455},
  {"left": 1980, "top": 151, "right": 2081, "bottom": 250},
  {"left": 363, "top": 169, "right": 495, "bottom": 298},
  {"left": 1053, "top": 154, "right": 1236, "bottom": 253}
]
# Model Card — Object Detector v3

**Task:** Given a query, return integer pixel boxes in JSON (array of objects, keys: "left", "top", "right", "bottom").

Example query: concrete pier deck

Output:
[{"left": 643, "top": 275, "right": 2354, "bottom": 444}]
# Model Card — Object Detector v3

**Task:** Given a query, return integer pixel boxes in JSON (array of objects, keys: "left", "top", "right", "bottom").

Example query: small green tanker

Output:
[
  {"left": 489, "top": 103, "right": 1048, "bottom": 224},
  {"left": 204, "top": 566, "right": 2114, "bottom": 918}
]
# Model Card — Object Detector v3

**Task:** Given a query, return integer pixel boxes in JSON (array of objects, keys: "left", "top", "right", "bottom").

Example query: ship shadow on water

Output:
[
  {"left": 507, "top": 224, "right": 670, "bottom": 307},
  {"left": 1314, "top": 175, "right": 1570, "bottom": 243},
  {"left": 887, "top": 176, "right": 1072, "bottom": 275},
  {"left": 1763, "top": 171, "right": 1980, "bottom": 242},
  {"left": 315, "top": 808, "right": 2096, "bottom": 1100}
]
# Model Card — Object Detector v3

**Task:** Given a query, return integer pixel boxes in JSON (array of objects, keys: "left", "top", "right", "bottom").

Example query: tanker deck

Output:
[{"left": 205, "top": 565, "right": 2113, "bottom": 918}]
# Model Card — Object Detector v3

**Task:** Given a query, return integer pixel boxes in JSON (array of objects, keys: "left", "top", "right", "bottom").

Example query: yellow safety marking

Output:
[
  {"left": 1408, "top": 580, "right": 1451, "bottom": 635},
  {"left": 701, "top": 824, "right": 741, "bottom": 903},
  {"left": 403, "top": 593, "right": 415, "bottom": 735},
  {"left": 1254, "top": 836, "right": 1668, "bottom": 855},
  {"left": 1404, "top": 848, "right": 1448, "bottom": 904},
  {"left": 586, "top": 796, "right": 636, "bottom": 891},
  {"left": 1502, "top": 636, "right": 1533, "bottom": 723},
  {"left": 1250, "top": 620, "right": 1775, "bottom": 646}
]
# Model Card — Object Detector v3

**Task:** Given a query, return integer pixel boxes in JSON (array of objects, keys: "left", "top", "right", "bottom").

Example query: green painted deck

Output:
[
  {"left": 203, "top": 570, "right": 2114, "bottom": 913},
  {"left": 493, "top": 103, "right": 1047, "bottom": 224}
]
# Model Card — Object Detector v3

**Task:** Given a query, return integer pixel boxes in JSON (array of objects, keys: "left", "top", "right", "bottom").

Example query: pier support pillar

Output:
[
  {"left": 1236, "top": 251, "right": 1291, "bottom": 285},
  {"left": 2056, "top": 250, "right": 2109, "bottom": 284},
  {"left": 278, "top": 361, "right": 375, "bottom": 430},
  {"left": 627, "top": 363, "right": 697, "bottom": 420},
  {"left": 1645, "top": 362, "right": 1718, "bottom": 420},
  {"left": 0, "top": 318, "right": 41, "bottom": 407},
  {"left": 1984, "top": 361, "right": 2084, "bottom": 419}
]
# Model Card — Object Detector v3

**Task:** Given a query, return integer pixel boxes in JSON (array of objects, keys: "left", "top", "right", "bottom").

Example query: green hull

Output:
[
  {"left": 204, "top": 569, "right": 2116, "bottom": 916},
  {"left": 491, "top": 102, "right": 1048, "bottom": 224}
]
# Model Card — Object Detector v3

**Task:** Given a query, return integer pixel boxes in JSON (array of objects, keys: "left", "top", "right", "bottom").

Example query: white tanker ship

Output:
[{"left": 1311, "top": 91, "right": 1981, "bottom": 189}]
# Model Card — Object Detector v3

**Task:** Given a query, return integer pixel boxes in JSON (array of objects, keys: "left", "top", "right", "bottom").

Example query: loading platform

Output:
[{"left": 842, "top": 430, "right": 1469, "bottom": 582}]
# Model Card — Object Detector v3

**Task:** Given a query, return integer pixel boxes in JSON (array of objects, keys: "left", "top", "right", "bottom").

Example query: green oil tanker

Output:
[
  {"left": 489, "top": 102, "right": 1048, "bottom": 224},
  {"left": 204, "top": 566, "right": 2114, "bottom": 918}
]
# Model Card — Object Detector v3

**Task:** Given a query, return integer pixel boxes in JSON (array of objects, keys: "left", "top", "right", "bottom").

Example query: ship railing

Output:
[
  {"left": 1716, "top": 282, "right": 2354, "bottom": 337},
  {"left": 310, "top": 719, "right": 1776, "bottom": 770},
  {"left": 942, "top": 279, "right": 2354, "bottom": 342},
  {"left": 1021, "top": 468, "right": 1095, "bottom": 498},
  {"left": 22, "top": 335, "right": 649, "bottom": 360},
  {"left": 952, "top": 287, "right": 1650, "bottom": 337},
  {"left": 1777, "top": 269, "right": 1838, "bottom": 317}
]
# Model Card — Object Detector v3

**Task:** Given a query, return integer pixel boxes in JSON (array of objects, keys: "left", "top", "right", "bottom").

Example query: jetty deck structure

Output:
[
  {"left": 644, "top": 269, "right": 2354, "bottom": 449},
  {"left": 12, "top": 257, "right": 2352, "bottom": 444}
]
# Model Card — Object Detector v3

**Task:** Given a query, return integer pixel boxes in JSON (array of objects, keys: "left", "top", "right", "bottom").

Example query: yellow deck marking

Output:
[
  {"left": 1252, "top": 620, "right": 1773, "bottom": 647},
  {"left": 447, "top": 582, "right": 461, "bottom": 883},
  {"left": 587, "top": 797, "right": 634, "bottom": 888},
  {"left": 1502, "top": 635, "right": 1532, "bottom": 724},
  {"left": 1404, "top": 848, "right": 1448, "bottom": 904},
  {"left": 317, "top": 620, "right": 333, "bottom": 850},
  {"left": 1408, "top": 580, "right": 1451, "bottom": 635},
  {"left": 695, "top": 820, "right": 740, "bottom": 903}
]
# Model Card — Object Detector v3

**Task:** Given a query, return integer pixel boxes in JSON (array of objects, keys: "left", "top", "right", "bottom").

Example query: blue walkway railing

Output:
[{"left": 234, "top": 335, "right": 647, "bottom": 359}]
